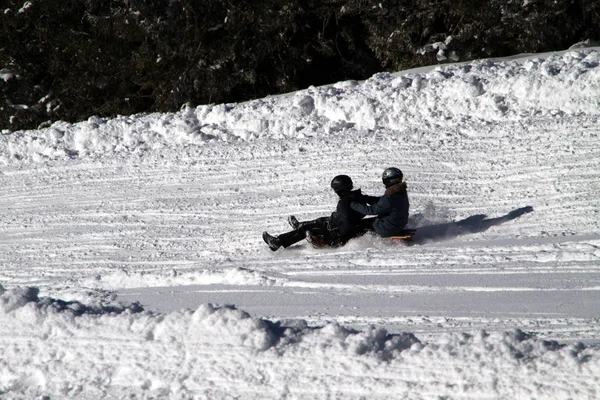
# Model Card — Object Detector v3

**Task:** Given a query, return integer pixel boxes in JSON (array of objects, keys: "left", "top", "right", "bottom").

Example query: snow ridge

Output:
[
  {"left": 1, "top": 49, "right": 598, "bottom": 163},
  {"left": 1, "top": 286, "right": 598, "bottom": 399}
]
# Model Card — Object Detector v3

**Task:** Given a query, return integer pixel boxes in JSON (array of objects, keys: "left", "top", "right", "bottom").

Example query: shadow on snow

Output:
[{"left": 409, "top": 205, "right": 534, "bottom": 245}]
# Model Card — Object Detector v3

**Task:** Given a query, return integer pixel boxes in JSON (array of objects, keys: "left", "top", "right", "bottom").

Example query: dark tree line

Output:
[{"left": 1, "top": 0, "right": 598, "bottom": 131}]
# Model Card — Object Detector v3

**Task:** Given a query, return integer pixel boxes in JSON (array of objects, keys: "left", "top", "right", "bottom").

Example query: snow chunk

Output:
[
  {"left": 18, "top": 1, "right": 34, "bottom": 14},
  {"left": 0, "top": 68, "right": 20, "bottom": 82},
  {"left": 0, "top": 286, "right": 39, "bottom": 313}
]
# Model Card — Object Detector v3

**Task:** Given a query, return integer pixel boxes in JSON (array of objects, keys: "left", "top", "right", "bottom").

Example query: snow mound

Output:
[
  {"left": 0, "top": 285, "right": 142, "bottom": 316},
  {"left": 2, "top": 49, "right": 599, "bottom": 163},
  {"left": 1, "top": 286, "right": 598, "bottom": 399}
]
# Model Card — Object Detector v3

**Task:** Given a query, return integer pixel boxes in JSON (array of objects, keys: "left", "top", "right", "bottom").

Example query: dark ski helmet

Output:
[
  {"left": 382, "top": 167, "right": 403, "bottom": 188},
  {"left": 331, "top": 175, "right": 353, "bottom": 194}
]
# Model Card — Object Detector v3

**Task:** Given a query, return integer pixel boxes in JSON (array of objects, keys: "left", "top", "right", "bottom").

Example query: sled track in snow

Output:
[{"left": 2, "top": 118, "right": 598, "bottom": 344}]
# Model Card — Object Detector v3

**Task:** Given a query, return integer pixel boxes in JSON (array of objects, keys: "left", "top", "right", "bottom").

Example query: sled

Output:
[
  {"left": 389, "top": 229, "right": 417, "bottom": 241},
  {"left": 305, "top": 229, "right": 417, "bottom": 249}
]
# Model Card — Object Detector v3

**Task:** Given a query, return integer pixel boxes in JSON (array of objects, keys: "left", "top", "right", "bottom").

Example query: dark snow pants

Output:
[
  {"left": 277, "top": 217, "right": 333, "bottom": 248},
  {"left": 277, "top": 216, "right": 375, "bottom": 248}
]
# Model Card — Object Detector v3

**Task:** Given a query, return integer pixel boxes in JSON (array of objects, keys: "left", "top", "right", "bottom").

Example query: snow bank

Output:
[
  {"left": 1, "top": 286, "right": 598, "bottom": 399},
  {"left": 1, "top": 49, "right": 599, "bottom": 164}
]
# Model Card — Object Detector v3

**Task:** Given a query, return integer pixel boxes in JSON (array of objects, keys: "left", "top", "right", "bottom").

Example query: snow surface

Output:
[{"left": 1, "top": 48, "right": 600, "bottom": 399}]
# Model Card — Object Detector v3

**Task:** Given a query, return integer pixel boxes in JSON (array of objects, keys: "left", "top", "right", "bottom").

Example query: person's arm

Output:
[
  {"left": 350, "top": 196, "right": 391, "bottom": 216},
  {"left": 352, "top": 192, "right": 379, "bottom": 205},
  {"left": 362, "top": 195, "right": 379, "bottom": 205}
]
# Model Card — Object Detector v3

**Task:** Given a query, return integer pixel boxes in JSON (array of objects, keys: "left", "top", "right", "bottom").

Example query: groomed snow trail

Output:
[{"left": 1, "top": 49, "right": 599, "bottom": 398}]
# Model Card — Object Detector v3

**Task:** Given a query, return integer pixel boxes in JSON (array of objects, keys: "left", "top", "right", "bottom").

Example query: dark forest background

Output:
[{"left": 1, "top": 0, "right": 599, "bottom": 131}]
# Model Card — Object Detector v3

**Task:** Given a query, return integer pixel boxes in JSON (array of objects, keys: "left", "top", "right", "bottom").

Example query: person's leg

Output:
[
  {"left": 264, "top": 217, "right": 333, "bottom": 251},
  {"left": 263, "top": 219, "right": 328, "bottom": 251},
  {"left": 325, "top": 218, "right": 375, "bottom": 249},
  {"left": 276, "top": 227, "right": 311, "bottom": 248},
  {"left": 288, "top": 215, "right": 329, "bottom": 229}
]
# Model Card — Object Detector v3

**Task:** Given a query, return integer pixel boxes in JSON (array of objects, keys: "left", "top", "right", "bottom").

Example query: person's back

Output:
[
  {"left": 349, "top": 167, "right": 410, "bottom": 237},
  {"left": 370, "top": 181, "right": 409, "bottom": 236},
  {"left": 329, "top": 188, "right": 377, "bottom": 239}
]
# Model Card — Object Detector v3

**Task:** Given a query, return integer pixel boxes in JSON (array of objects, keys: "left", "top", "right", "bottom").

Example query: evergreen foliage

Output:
[{"left": 1, "top": 0, "right": 598, "bottom": 130}]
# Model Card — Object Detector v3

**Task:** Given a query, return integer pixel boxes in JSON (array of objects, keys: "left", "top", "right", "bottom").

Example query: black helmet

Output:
[
  {"left": 382, "top": 167, "right": 403, "bottom": 188},
  {"left": 331, "top": 175, "right": 353, "bottom": 194}
]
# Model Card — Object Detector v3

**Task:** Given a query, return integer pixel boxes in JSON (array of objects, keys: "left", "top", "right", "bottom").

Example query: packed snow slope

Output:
[{"left": 1, "top": 48, "right": 600, "bottom": 399}]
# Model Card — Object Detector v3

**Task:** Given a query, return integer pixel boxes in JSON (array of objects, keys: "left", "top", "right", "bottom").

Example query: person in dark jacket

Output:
[
  {"left": 350, "top": 167, "right": 409, "bottom": 237},
  {"left": 262, "top": 175, "right": 378, "bottom": 251}
]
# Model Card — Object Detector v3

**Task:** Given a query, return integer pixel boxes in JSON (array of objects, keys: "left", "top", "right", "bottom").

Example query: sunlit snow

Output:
[{"left": 1, "top": 48, "right": 599, "bottom": 399}]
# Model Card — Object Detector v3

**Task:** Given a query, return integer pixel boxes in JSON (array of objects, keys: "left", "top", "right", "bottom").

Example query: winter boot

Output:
[
  {"left": 262, "top": 231, "right": 282, "bottom": 251},
  {"left": 288, "top": 215, "right": 300, "bottom": 229}
]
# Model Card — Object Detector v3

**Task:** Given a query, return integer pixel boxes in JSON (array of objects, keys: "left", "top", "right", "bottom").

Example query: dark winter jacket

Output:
[
  {"left": 328, "top": 189, "right": 378, "bottom": 238},
  {"left": 349, "top": 182, "right": 409, "bottom": 237}
]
